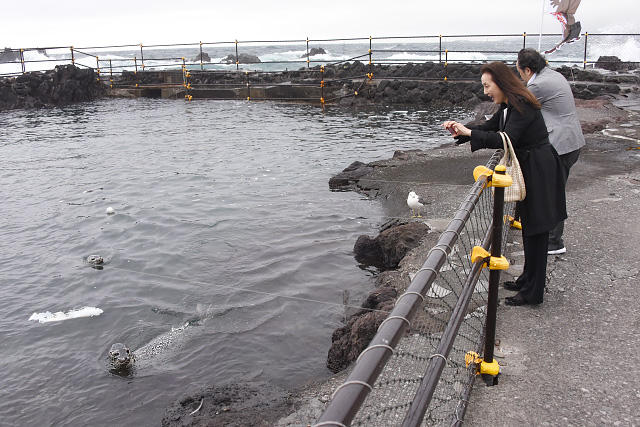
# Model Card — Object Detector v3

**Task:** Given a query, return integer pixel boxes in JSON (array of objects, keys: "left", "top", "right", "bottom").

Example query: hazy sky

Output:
[{"left": 3, "top": 0, "right": 639, "bottom": 48}]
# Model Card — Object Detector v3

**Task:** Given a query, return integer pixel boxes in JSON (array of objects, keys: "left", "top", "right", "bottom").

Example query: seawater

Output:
[
  {"left": 3, "top": 35, "right": 639, "bottom": 75},
  {"left": 0, "top": 98, "right": 467, "bottom": 425}
]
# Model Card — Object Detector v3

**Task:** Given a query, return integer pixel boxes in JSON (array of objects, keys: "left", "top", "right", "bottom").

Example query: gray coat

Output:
[{"left": 527, "top": 66, "right": 585, "bottom": 156}]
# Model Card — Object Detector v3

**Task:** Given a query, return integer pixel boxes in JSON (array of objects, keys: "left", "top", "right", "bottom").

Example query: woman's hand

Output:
[{"left": 442, "top": 121, "right": 471, "bottom": 137}]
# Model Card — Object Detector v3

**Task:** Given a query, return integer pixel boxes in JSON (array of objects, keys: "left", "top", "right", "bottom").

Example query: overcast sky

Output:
[{"left": 3, "top": 0, "right": 639, "bottom": 48}]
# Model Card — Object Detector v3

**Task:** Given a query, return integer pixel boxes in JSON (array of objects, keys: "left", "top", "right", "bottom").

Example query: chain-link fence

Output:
[{"left": 315, "top": 151, "right": 519, "bottom": 426}]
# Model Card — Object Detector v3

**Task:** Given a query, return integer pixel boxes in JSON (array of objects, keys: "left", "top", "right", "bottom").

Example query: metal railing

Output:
[
  {"left": 2, "top": 32, "right": 639, "bottom": 78},
  {"left": 313, "top": 152, "right": 517, "bottom": 426}
]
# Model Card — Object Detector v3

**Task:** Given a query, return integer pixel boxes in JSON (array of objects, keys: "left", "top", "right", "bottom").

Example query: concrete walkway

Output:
[{"left": 465, "top": 130, "right": 640, "bottom": 426}]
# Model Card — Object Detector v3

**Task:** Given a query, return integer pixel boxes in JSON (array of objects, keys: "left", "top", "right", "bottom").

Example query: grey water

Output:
[{"left": 0, "top": 98, "right": 467, "bottom": 425}]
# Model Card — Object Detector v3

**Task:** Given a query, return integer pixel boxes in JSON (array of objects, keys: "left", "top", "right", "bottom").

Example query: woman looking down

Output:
[{"left": 443, "top": 61, "right": 567, "bottom": 306}]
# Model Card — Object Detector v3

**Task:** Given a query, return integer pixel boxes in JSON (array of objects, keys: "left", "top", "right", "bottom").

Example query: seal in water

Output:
[
  {"left": 86, "top": 255, "right": 104, "bottom": 265},
  {"left": 86, "top": 254, "right": 104, "bottom": 270},
  {"left": 109, "top": 342, "right": 134, "bottom": 374}
]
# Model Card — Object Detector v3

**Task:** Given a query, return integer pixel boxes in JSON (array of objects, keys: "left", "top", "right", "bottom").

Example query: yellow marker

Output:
[
  {"left": 466, "top": 351, "right": 500, "bottom": 376},
  {"left": 473, "top": 165, "right": 493, "bottom": 181},
  {"left": 354, "top": 91, "right": 358, "bottom": 96},
  {"left": 471, "top": 246, "right": 509, "bottom": 270},
  {"left": 506, "top": 215, "right": 522, "bottom": 230}
]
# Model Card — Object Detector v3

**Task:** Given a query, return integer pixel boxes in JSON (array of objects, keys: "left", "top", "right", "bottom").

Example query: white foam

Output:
[
  {"left": 589, "top": 37, "right": 640, "bottom": 62},
  {"left": 29, "top": 307, "right": 103, "bottom": 323}
]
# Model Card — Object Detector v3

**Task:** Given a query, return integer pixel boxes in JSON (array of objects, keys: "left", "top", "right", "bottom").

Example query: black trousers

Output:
[
  {"left": 515, "top": 231, "right": 549, "bottom": 304},
  {"left": 549, "top": 148, "right": 581, "bottom": 249}
]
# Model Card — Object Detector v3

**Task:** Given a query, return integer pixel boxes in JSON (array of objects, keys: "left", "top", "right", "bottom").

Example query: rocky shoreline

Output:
[
  {"left": 2, "top": 57, "right": 638, "bottom": 112},
  {"left": 273, "top": 84, "right": 640, "bottom": 426},
  {"left": 3, "top": 59, "right": 638, "bottom": 425},
  {"left": 156, "top": 77, "right": 640, "bottom": 427},
  {"left": 0, "top": 65, "right": 104, "bottom": 111}
]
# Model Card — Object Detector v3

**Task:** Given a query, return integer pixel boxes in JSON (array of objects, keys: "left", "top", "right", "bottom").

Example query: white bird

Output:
[{"left": 407, "top": 191, "right": 424, "bottom": 218}]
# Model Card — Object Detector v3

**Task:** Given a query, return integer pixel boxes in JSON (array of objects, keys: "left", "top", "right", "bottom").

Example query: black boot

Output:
[{"left": 567, "top": 22, "right": 582, "bottom": 43}]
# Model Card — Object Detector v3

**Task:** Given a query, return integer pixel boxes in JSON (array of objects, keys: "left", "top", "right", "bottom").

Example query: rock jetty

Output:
[{"left": 0, "top": 64, "right": 105, "bottom": 111}]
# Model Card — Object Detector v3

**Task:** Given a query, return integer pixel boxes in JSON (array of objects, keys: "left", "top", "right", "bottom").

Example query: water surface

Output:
[{"left": 0, "top": 98, "right": 463, "bottom": 425}]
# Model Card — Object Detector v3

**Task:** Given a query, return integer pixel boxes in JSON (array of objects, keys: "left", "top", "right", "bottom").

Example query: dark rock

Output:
[
  {"left": 162, "top": 381, "right": 291, "bottom": 426},
  {"left": 0, "top": 47, "right": 20, "bottom": 62},
  {"left": 0, "top": 64, "right": 105, "bottom": 112},
  {"left": 354, "top": 222, "right": 431, "bottom": 270},
  {"left": 221, "top": 53, "right": 261, "bottom": 64},
  {"left": 328, "top": 161, "right": 373, "bottom": 190},
  {"left": 301, "top": 47, "right": 326, "bottom": 58},
  {"left": 327, "top": 307, "right": 391, "bottom": 373},
  {"left": 596, "top": 56, "right": 624, "bottom": 71},
  {"left": 361, "top": 286, "right": 397, "bottom": 310},
  {"left": 193, "top": 52, "right": 211, "bottom": 62}
]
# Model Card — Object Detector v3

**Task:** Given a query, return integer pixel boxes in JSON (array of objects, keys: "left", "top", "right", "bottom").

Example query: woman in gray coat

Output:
[{"left": 443, "top": 62, "right": 567, "bottom": 306}]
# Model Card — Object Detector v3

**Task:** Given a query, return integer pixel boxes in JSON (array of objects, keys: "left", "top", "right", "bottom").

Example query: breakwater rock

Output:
[
  {"left": 354, "top": 221, "right": 431, "bottom": 271},
  {"left": 0, "top": 47, "right": 21, "bottom": 62},
  {"left": 326, "top": 220, "right": 430, "bottom": 372},
  {"left": 0, "top": 65, "right": 105, "bottom": 111},
  {"left": 124, "top": 60, "right": 632, "bottom": 108}
]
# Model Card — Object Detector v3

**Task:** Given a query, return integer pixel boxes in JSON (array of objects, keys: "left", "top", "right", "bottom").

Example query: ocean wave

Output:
[
  {"left": 28, "top": 306, "right": 103, "bottom": 323},
  {"left": 589, "top": 37, "right": 640, "bottom": 62}
]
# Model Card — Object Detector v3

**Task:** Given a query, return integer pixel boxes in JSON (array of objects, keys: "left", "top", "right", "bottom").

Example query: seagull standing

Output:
[{"left": 407, "top": 191, "right": 424, "bottom": 218}]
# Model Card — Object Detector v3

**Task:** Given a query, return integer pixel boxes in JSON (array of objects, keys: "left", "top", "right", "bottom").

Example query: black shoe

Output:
[
  {"left": 567, "top": 22, "right": 581, "bottom": 43},
  {"left": 503, "top": 281, "right": 523, "bottom": 291},
  {"left": 505, "top": 293, "right": 541, "bottom": 306}
]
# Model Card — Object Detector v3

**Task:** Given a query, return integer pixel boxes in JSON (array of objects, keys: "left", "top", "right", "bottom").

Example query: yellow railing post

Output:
[
  {"left": 235, "top": 39, "right": 239, "bottom": 71},
  {"left": 320, "top": 65, "right": 325, "bottom": 108},
  {"left": 19, "top": 49, "right": 25, "bottom": 74},
  {"left": 199, "top": 41, "right": 204, "bottom": 71},
  {"left": 109, "top": 59, "right": 113, "bottom": 89},
  {"left": 246, "top": 70, "right": 250, "bottom": 100},
  {"left": 70, "top": 46, "right": 75, "bottom": 65},
  {"left": 444, "top": 49, "right": 448, "bottom": 81}
]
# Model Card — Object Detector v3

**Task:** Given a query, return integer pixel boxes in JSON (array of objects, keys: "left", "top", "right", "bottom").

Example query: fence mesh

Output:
[{"left": 317, "top": 152, "right": 518, "bottom": 426}]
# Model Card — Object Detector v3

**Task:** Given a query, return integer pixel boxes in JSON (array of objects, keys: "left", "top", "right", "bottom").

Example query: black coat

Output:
[{"left": 467, "top": 102, "right": 567, "bottom": 236}]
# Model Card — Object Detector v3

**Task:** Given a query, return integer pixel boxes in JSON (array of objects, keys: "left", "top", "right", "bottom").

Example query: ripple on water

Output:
[{"left": 0, "top": 98, "right": 467, "bottom": 425}]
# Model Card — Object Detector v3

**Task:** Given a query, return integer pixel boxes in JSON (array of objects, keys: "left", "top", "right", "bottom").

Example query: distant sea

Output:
[{"left": 1, "top": 34, "right": 639, "bottom": 75}]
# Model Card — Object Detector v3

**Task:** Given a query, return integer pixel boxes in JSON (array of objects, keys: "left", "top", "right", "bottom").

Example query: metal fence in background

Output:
[{"left": 1, "top": 32, "right": 639, "bottom": 78}]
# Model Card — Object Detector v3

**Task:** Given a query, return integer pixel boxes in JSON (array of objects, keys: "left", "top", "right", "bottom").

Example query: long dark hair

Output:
[{"left": 481, "top": 61, "right": 541, "bottom": 112}]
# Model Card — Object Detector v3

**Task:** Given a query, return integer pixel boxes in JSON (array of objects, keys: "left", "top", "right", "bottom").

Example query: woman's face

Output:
[{"left": 481, "top": 72, "right": 507, "bottom": 104}]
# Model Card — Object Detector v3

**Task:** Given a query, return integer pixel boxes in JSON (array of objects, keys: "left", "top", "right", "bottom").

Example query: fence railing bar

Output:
[
  {"left": 315, "top": 151, "right": 501, "bottom": 426},
  {"left": 400, "top": 220, "right": 492, "bottom": 427}
]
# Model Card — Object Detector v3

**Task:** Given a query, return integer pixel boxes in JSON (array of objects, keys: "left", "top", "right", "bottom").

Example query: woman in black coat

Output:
[{"left": 443, "top": 61, "right": 567, "bottom": 306}]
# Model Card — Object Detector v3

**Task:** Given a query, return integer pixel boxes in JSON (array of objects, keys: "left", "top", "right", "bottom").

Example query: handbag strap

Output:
[{"left": 497, "top": 131, "right": 510, "bottom": 164}]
